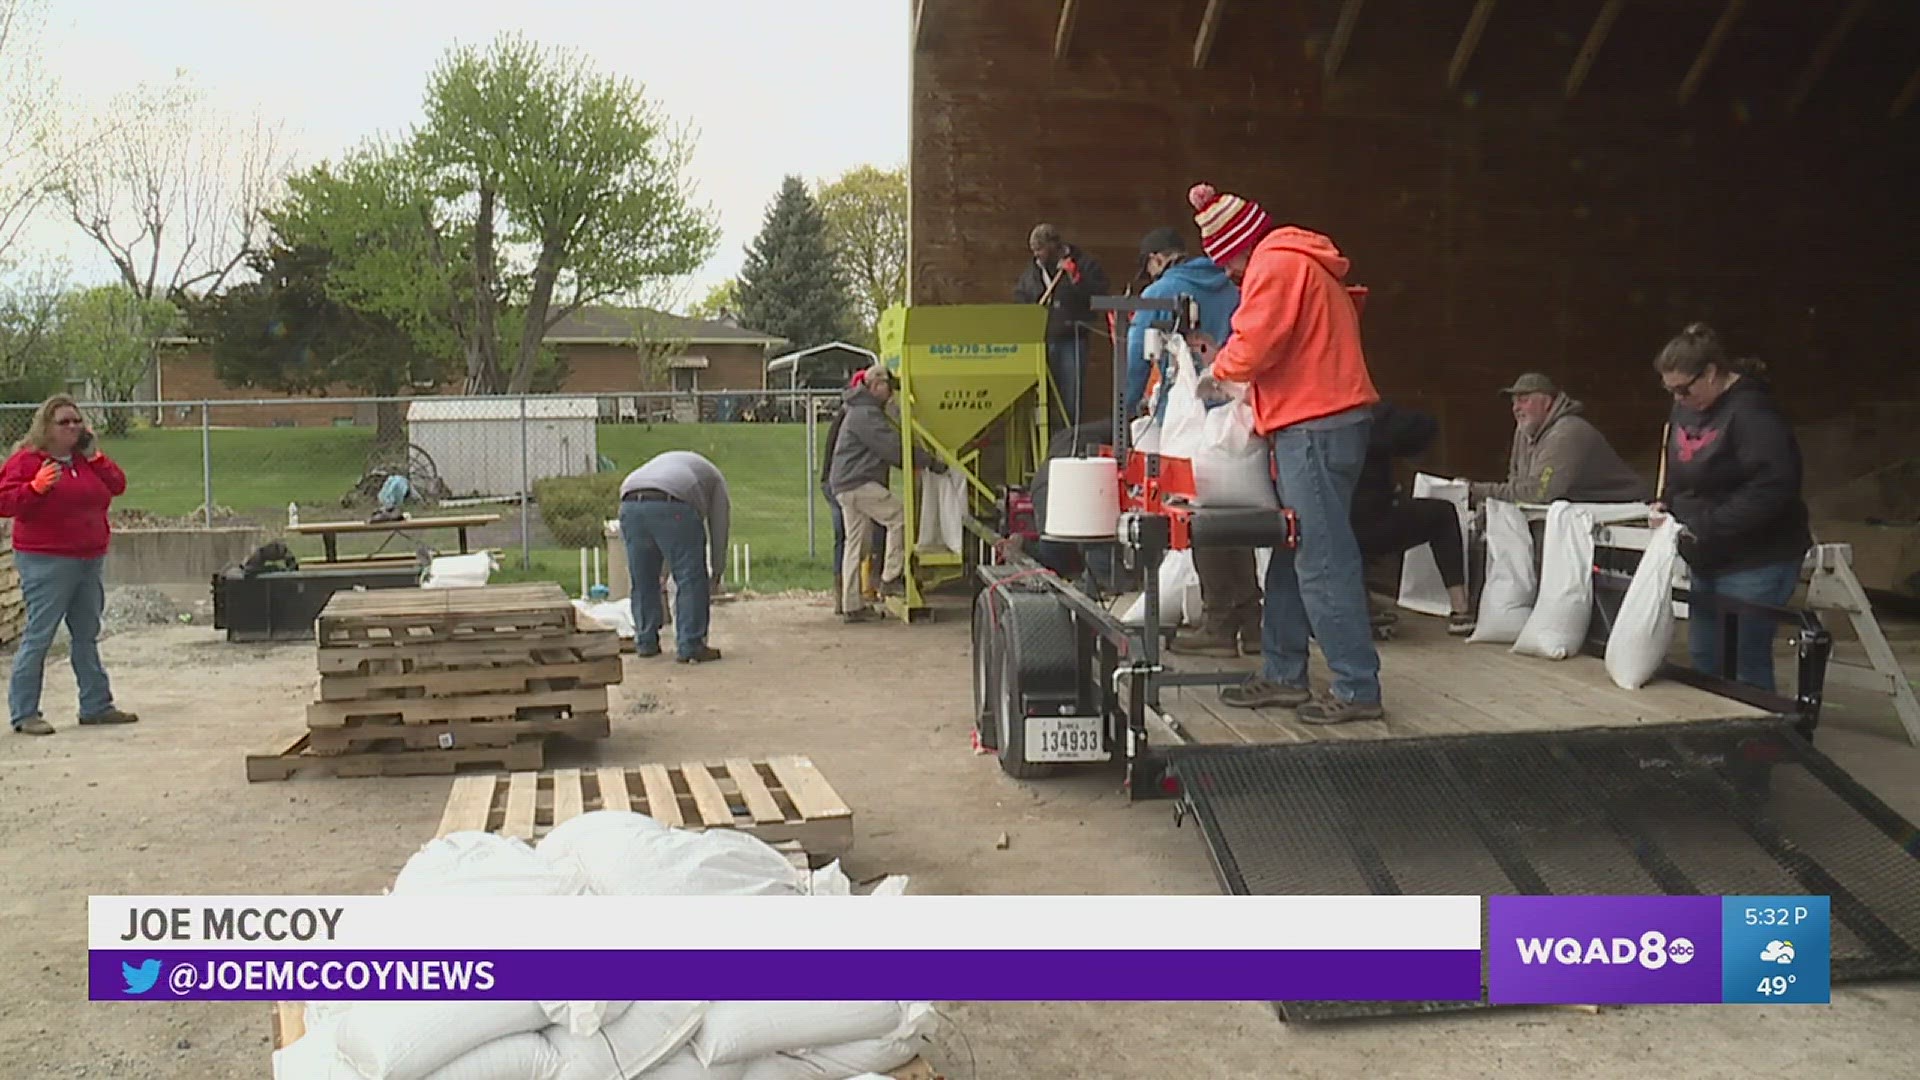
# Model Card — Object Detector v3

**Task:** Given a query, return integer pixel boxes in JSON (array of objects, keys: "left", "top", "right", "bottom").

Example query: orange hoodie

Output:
[{"left": 1209, "top": 226, "right": 1379, "bottom": 435}]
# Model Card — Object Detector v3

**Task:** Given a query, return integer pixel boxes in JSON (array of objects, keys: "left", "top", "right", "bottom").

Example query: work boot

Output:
[
  {"left": 842, "top": 608, "right": 880, "bottom": 624},
  {"left": 676, "top": 645, "right": 723, "bottom": 664},
  {"left": 832, "top": 572, "right": 844, "bottom": 616},
  {"left": 879, "top": 576, "right": 906, "bottom": 598},
  {"left": 1297, "top": 697, "right": 1386, "bottom": 725},
  {"left": 78, "top": 708, "right": 138, "bottom": 726},
  {"left": 1169, "top": 624, "right": 1239, "bottom": 658},
  {"left": 13, "top": 716, "right": 53, "bottom": 735},
  {"left": 1219, "top": 679, "right": 1312, "bottom": 710}
]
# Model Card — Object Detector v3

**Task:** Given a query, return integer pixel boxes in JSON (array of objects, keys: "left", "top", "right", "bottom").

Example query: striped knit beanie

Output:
[{"left": 1188, "top": 183, "right": 1272, "bottom": 266}]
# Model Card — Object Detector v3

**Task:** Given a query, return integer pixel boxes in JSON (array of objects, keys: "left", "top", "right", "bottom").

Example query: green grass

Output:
[{"left": 97, "top": 422, "right": 840, "bottom": 592}]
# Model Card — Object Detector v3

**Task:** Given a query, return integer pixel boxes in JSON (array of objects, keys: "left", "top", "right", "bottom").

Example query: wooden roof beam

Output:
[
  {"left": 1893, "top": 66, "right": 1920, "bottom": 119},
  {"left": 1565, "top": 0, "right": 1628, "bottom": 100},
  {"left": 1054, "top": 0, "right": 1079, "bottom": 60},
  {"left": 1324, "top": 0, "right": 1365, "bottom": 81},
  {"left": 1788, "top": 0, "right": 1872, "bottom": 116},
  {"left": 1448, "top": 0, "right": 1498, "bottom": 90},
  {"left": 1678, "top": 0, "right": 1746, "bottom": 105},
  {"left": 1194, "top": 0, "right": 1226, "bottom": 70},
  {"left": 913, "top": 0, "right": 926, "bottom": 52}
]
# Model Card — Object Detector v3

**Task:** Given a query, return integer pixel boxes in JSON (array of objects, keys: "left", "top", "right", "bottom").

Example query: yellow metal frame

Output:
[{"left": 877, "top": 303, "right": 1051, "bottom": 622}]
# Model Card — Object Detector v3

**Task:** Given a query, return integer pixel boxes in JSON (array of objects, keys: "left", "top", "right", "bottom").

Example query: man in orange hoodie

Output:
[{"left": 1188, "top": 183, "right": 1384, "bottom": 724}]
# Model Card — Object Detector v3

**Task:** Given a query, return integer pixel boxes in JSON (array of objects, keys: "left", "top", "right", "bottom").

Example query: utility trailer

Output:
[{"left": 966, "top": 295, "right": 1920, "bottom": 1020}]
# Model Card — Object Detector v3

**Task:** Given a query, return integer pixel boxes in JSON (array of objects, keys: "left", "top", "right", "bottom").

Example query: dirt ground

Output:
[{"left": 2, "top": 591, "right": 1918, "bottom": 1080}]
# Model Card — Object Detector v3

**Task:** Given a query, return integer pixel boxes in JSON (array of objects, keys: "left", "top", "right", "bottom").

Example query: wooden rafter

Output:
[
  {"left": 1194, "top": 0, "right": 1226, "bottom": 70},
  {"left": 1893, "top": 66, "right": 1920, "bottom": 119},
  {"left": 1678, "top": 0, "right": 1745, "bottom": 105},
  {"left": 1324, "top": 0, "right": 1365, "bottom": 81},
  {"left": 1448, "top": 0, "right": 1498, "bottom": 89},
  {"left": 1565, "top": 0, "right": 1628, "bottom": 99},
  {"left": 1788, "top": 0, "right": 1872, "bottom": 116},
  {"left": 1054, "top": 0, "right": 1079, "bottom": 60},
  {"left": 913, "top": 0, "right": 926, "bottom": 51}
]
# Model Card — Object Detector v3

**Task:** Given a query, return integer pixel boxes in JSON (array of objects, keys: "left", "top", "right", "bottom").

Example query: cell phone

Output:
[{"left": 75, "top": 429, "right": 94, "bottom": 453}]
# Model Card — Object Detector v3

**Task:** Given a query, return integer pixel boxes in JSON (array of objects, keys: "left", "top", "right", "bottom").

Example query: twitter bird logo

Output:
[{"left": 122, "top": 959, "right": 161, "bottom": 995}]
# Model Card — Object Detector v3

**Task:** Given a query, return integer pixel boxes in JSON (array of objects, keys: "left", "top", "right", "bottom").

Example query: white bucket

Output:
[{"left": 1043, "top": 457, "right": 1121, "bottom": 541}]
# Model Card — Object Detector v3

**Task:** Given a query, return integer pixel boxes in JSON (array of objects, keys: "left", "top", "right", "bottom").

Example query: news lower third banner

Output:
[{"left": 88, "top": 895, "right": 1483, "bottom": 1002}]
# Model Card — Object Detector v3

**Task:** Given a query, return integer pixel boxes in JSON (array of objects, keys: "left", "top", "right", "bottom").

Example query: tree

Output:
[
  {"left": 816, "top": 164, "right": 906, "bottom": 348},
  {"left": 0, "top": 0, "right": 63, "bottom": 269},
  {"left": 188, "top": 244, "right": 450, "bottom": 443},
  {"left": 736, "top": 176, "right": 853, "bottom": 352},
  {"left": 0, "top": 259, "right": 64, "bottom": 406},
  {"left": 416, "top": 33, "right": 719, "bottom": 393},
  {"left": 687, "top": 278, "right": 739, "bottom": 322},
  {"left": 47, "top": 284, "right": 178, "bottom": 432},
  {"left": 52, "top": 72, "right": 292, "bottom": 304}
]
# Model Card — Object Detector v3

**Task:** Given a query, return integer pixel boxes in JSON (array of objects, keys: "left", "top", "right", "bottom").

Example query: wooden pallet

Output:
[
  {"left": 268, "top": 1002, "right": 941, "bottom": 1077},
  {"left": 315, "top": 630, "right": 623, "bottom": 675},
  {"left": 318, "top": 655, "right": 624, "bottom": 701},
  {"left": 305, "top": 711, "right": 610, "bottom": 753},
  {"left": 435, "top": 757, "right": 855, "bottom": 857},
  {"left": 316, "top": 583, "right": 575, "bottom": 646},
  {"left": 306, "top": 685, "right": 610, "bottom": 727},
  {"left": 245, "top": 732, "right": 544, "bottom": 781}
]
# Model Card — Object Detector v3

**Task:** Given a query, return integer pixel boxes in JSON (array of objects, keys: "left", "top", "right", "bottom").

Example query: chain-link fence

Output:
[{"left": 0, "top": 390, "right": 851, "bottom": 593}]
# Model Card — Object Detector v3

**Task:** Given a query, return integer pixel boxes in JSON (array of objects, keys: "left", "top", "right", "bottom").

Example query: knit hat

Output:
[{"left": 1188, "top": 183, "right": 1272, "bottom": 266}]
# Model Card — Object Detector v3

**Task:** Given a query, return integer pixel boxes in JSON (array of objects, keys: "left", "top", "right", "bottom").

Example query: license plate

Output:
[{"left": 1026, "top": 715, "right": 1107, "bottom": 763}]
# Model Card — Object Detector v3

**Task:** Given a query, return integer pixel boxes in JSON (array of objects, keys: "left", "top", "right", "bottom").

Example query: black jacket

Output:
[
  {"left": 1013, "top": 243, "right": 1110, "bottom": 340},
  {"left": 1664, "top": 377, "right": 1811, "bottom": 574},
  {"left": 1351, "top": 402, "right": 1438, "bottom": 526}
]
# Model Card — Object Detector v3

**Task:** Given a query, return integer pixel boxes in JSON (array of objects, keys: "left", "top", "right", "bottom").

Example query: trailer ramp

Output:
[{"left": 1165, "top": 719, "right": 1920, "bottom": 1021}]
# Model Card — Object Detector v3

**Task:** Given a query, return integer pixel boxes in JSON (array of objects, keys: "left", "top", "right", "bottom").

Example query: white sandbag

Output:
[
  {"left": 1467, "top": 500, "right": 1537, "bottom": 645},
  {"left": 1129, "top": 412, "right": 1160, "bottom": 454},
  {"left": 1604, "top": 518, "right": 1682, "bottom": 689},
  {"left": 1119, "top": 548, "right": 1196, "bottom": 627},
  {"left": 630, "top": 1047, "right": 747, "bottom": 1080},
  {"left": 1396, "top": 474, "right": 1471, "bottom": 616},
  {"left": 1511, "top": 501, "right": 1597, "bottom": 660},
  {"left": 736, "top": 1004, "right": 937, "bottom": 1080},
  {"left": 806, "top": 860, "right": 852, "bottom": 897},
  {"left": 690, "top": 1002, "right": 908, "bottom": 1068},
  {"left": 545, "top": 1002, "right": 709, "bottom": 1080},
  {"left": 535, "top": 809, "right": 670, "bottom": 868},
  {"left": 540, "top": 819, "right": 804, "bottom": 898},
  {"left": 1191, "top": 385, "right": 1277, "bottom": 510},
  {"left": 335, "top": 1001, "right": 551, "bottom": 1080},
  {"left": 572, "top": 599, "right": 636, "bottom": 640},
  {"left": 391, "top": 832, "right": 589, "bottom": 898},
  {"left": 273, "top": 1017, "right": 361, "bottom": 1080},
  {"left": 915, "top": 468, "right": 966, "bottom": 554},
  {"left": 538, "top": 999, "right": 634, "bottom": 1038},
  {"left": 421, "top": 551, "right": 497, "bottom": 589},
  {"left": 423, "top": 1034, "right": 565, "bottom": 1080},
  {"left": 865, "top": 875, "right": 911, "bottom": 898}
]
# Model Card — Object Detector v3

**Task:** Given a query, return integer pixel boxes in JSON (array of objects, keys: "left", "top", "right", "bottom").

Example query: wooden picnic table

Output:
[{"left": 287, "top": 513, "right": 501, "bottom": 564}]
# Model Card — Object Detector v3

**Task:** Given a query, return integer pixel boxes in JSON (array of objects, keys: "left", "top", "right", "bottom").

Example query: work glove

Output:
[
  {"left": 1060, "top": 257, "right": 1080, "bottom": 283},
  {"left": 1194, "top": 370, "right": 1232, "bottom": 405},
  {"left": 29, "top": 461, "right": 59, "bottom": 495}
]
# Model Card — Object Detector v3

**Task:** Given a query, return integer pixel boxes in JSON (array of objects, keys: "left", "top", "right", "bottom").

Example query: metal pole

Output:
[
  {"left": 519, "top": 395, "right": 531, "bottom": 570},
  {"left": 805, "top": 393, "right": 817, "bottom": 560},
  {"left": 200, "top": 402, "right": 212, "bottom": 527}
]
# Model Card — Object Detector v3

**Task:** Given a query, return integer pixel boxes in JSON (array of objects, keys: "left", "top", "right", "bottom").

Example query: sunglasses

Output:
[
  {"left": 55, "top": 418, "right": 86, "bottom": 426},
  {"left": 1663, "top": 373, "right": 1704, "bottom": 398}
]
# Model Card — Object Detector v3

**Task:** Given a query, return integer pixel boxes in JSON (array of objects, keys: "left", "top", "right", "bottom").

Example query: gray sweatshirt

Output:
[
  {"left": 1470, "top": 393, "right": 1650, "bottom": 504},
  {"left": 827, "top": 383, "right": 934, "bottom": 494},
  {"left": 619, "top": 451, "right": 731, "bottom": 575}
]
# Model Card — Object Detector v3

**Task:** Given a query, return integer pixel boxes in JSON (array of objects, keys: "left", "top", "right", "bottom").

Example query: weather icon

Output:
[{"left": 1761, "top": 940, "right": 1795, "bottom": 965}]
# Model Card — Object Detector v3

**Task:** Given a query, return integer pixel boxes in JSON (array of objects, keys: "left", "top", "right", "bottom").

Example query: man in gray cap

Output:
[{"left": 1469, "top": 373, "right": 1649, "bottom": 505}]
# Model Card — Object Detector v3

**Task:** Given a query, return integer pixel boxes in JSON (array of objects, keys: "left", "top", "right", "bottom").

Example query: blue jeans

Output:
[
  {"left": 1262, "top": 417, "right": 1382, "bottom": 704},
  {"left": 1687, "top": 560, "right": 1801, "bottom": 694},
  {"left": 9, "top": 552, "right": 114, "bottom": 726},
  {"left": 1047, "top": 330, "right": 1086, "bottom": 428},
  {"left": 620, "top": 498, "right": 712, "bottom": 659}
]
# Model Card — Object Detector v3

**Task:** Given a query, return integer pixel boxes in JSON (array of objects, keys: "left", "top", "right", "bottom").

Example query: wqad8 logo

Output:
[{"left": 1518, "top": 929, "right": 1696, "bottom": 970}]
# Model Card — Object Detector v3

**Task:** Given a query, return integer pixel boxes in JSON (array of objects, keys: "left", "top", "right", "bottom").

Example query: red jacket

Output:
[
  {"left": 0, "top": 446, "right": 127, "bottom": 559},
  {"left": 1209, "top": 227, "right": 1379, "bottom": 435}
]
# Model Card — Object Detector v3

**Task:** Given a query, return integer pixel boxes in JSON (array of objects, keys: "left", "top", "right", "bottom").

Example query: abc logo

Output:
[{"left": 1640, "top": 931, "right": 1696, "bottom": 970}]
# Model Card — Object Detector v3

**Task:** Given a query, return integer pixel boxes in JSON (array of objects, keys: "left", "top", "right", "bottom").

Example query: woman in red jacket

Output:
[{"left": 0, "top": 395, "right": 137, "bottom": 735}]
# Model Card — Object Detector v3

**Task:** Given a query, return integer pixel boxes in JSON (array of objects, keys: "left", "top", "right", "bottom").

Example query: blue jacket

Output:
[{"left": 1124, "top": 256, "right": 1240, "bottom": 421}]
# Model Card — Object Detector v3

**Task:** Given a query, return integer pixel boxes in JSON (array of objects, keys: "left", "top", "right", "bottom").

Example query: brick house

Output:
[{"left": 146, "top": 306, "right": 789, "bottom": 427}]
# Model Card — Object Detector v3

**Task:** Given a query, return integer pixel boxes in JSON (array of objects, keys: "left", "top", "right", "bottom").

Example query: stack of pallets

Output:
[
  {"left": 247, "top": 583, "right": 623, "bottom": 780},
  {"left": 0, "top": 523, "right": 23, "bottom": 647}
]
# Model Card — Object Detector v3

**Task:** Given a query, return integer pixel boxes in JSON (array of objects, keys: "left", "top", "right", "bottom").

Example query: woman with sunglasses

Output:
[
  {"left": 1650, "top": 324, "right": 1812, "bottom": 694},
  {"left": 0, "top": 395, "right": 137, "bottom": 735}
]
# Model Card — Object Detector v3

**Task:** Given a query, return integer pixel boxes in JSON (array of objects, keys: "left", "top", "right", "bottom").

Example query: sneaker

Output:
[
  {"left": 78, "top": 708, "right": 138, "bottom": 726},
  {"left": 1447, "top": 612, "right": 1476, "bottom": 636},
  {"left": 677, "top": 646, "right": 723, "bottom": 664},
  {"left": 13, "top": 716, "right": 54, "bottom": 735},
  {"left": 1297, "top": 698, "right": 1386, "bottom": 725},
  {"left": 635, "top": 641, "right": 662, "bottom": 658},
  {"left": 1219, "top": 679, "right": 1312, "bottom": 710},
  {"left": 879, "top": 577, "right": 906, "bottom": 598},
  {"left": 1169, "top": 626, "right": 1239, "bottom": 658}
]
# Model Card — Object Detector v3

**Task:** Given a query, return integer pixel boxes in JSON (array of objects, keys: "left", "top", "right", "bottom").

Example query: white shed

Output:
[{"left": 406, "top": 397, "right": 600, "bottom": 499}]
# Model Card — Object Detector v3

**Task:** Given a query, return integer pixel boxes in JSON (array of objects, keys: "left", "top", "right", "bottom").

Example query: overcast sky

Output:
[{"left": 16, "top": 0, "right": 909, "bottom": 308}]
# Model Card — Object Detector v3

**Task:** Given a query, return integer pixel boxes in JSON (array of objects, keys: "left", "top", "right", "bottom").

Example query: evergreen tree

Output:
[{"left": 736, "top": 176, "right": 854, "bottom": 351}]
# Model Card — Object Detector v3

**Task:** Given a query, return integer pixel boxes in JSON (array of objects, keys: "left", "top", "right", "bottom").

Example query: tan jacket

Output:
[{"left": 1470, "top": 394, "right": 1650, "bottom": 504}]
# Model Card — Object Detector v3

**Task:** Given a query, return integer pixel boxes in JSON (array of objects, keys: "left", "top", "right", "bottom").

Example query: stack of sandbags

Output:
[{"left": 274, "top": 817, "right": 928, "bottom": 1080}]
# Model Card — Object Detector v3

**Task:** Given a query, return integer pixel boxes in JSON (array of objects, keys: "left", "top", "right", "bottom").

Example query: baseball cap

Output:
[
  {"left": 1498, "top": 373, "right": 1557, "bottom": 396},
  {"left": 1138, "top": 227, "right": 1186, "bottom": 257}
]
